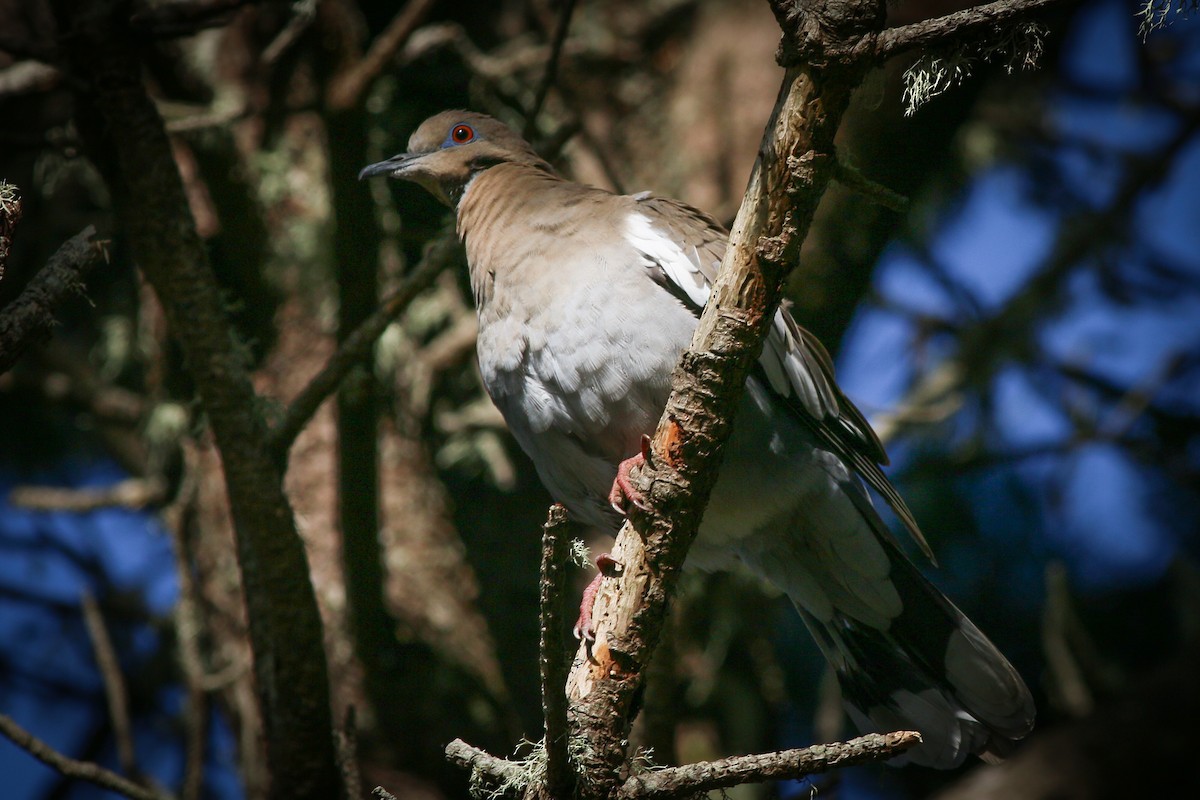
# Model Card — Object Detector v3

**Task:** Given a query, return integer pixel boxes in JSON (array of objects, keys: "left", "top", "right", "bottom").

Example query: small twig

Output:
[
  {"left": 0, "top": 713, "right": 173, "bottom": 800},
  {"left": 262, "top": 0, "right": 317, "bottom": 65},
  {"left": 163, "top": 451, "right": 206, "bottom": 800},
  {"left": 618, "top": 731, "right": 922, "bottom": 799},
  {"left": 832, "top": 158, "right": 909, "bottom": 212},
  {"left": 0, "top": 226, "right": 107, "bottom": 374},
  {"left": 9, "top": 478, "right": 167, "bottom": 511},
  {"left": 326, "top": 0, "right": 439, "bottom": 111},
  {"left": 445, "top": 739, "right": 527, "bottom": 794},
  {"left": 538, "top": 504, "right": 574, "bottom": 796},
  {"left": 269, "top": 232, "right": 459, "bottom": 462},
  {"left": 523, "top": 0, "right": 579, "bottom": 139},
  {"left": 336, "top": 706, "right": 364, "bottom": 800},
  {"left": 81, "top": 591, "right": 140, "bottom": 778},
  {"left": 164, "top": 102, "right": 251, "bottom": 134}
]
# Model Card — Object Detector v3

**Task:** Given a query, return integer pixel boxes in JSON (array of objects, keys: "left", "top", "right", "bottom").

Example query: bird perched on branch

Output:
[{"left": 360, "top": 110, "right": 1034, "bottom": 768}]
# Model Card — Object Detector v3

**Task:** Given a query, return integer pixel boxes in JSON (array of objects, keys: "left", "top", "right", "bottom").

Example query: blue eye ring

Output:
[{"left": 447, "top": 124, "right": 475, "bottom": 146}]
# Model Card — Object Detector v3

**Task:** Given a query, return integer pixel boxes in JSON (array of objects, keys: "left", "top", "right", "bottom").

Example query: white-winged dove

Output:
[{"left": 360, "top": 110, "right": 1035, "bottom": 768}]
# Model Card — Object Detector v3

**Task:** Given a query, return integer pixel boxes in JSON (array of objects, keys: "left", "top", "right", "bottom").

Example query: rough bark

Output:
[
  {"left": 0, "top": 226, "right": 107, "bottom": 374},
  {"left": 618, "top": 731, "right": 920, "bottom": 799},
  {"left": 51, "top": 2, "right": 339, "bottom": 797}
]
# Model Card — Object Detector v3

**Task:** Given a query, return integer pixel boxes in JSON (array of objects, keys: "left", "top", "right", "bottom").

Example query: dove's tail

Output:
[
  {"left": 737, "top": 484, "right": 1035, "bottom": 769},
  {"left": 792, "top": 546, "right": 1035, "bottom": 768}
]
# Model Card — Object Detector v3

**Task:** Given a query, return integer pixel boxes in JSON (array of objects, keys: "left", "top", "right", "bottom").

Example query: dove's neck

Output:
[{"left": 455, "top": 163, "right": 626, "bottom": 315}]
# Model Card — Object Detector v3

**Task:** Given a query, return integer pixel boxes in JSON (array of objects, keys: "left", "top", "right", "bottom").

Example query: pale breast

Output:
[{"left": 460, "top": 166, "right": 700, "bottom": 522}]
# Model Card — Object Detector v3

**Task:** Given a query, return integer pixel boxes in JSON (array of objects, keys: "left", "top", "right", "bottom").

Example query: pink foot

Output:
[
  {"left": 608, "top": 435, "right": 652, "bottom": 515},
  {"left": 573, "top": 553, "right": 621, "bottom": 641}
]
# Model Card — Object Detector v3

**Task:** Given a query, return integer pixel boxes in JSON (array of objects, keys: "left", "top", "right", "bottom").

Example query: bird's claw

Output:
[
  {"left": 573, "top": 553, "right": 621, "bottom": 642},
  {"left": 608, "top": 436, "right": 652, "bottom": 515}
]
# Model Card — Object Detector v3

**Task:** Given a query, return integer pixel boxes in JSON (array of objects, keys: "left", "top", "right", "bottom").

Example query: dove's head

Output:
[{"left": 358, "top": 110, "right": 551, "bottom": 206}]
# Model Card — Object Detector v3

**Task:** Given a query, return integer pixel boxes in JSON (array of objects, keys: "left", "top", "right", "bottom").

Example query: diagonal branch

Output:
[
  {"left": 0, "top": 712, "right": 174, "bottom": 800},
  {"left": 326, "top": 0, "right": 439, "bottom": 111},
  {"left": 563, "top": 0, "right": 880, "bottom": 787},
  {"left": 80, "top": 591, "right": 140, "bottom": 779},
  {"left": 0, "top": 225, "right": 108, "bottom": 375},
  {"left": 268, "top": 232, "right": 459, "bottom": 463},
  {"left": 618, "top": 731, "right": 921, "bottom": 799},
  {"left": 523, "top": 0, "right": 579, "bottom": 139}
]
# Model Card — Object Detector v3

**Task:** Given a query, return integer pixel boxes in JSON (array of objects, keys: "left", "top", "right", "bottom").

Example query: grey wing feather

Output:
[{"left": 631, "top": 194, "right": 935, "bottom": 563}]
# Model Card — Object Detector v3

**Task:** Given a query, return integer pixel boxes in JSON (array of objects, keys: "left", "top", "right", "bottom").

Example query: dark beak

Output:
[{"left": 358, "top": 153, "right": 419, "bottom": 180}]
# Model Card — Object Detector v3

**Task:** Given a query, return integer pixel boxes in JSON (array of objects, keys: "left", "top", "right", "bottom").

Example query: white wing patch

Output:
[
  {"left": 624, "top": 212, "right": 712, "bottom": 308},
  {"left": 624, "top": 210, "right": 835, "bottom": 417}
]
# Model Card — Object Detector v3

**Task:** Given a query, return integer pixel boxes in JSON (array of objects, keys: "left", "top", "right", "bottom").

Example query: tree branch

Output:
[
  {"left": 81, "top": 591, "right": 140, "bottom": 779},
  {"left": 538, "top": 505, "right": 573, "bottom": 798},
  {"left": 832, "top": 157, "right": 909, "bottom": 212},
  {"left": 268, "top": 231, "right": 458, "bottom": 463},
  {"left": 53, "top": 2, "right": 341, "bottom": 795},
  {"left": 0, "top": 225, "right": 108, "bottom": 375},
  {"left": 325, "top": 0, "right": 439, "bottom": 111},
  {"left": 0, "top": 712, "right": 174, "bottom": 800},
  {"left": 523, "top": 0, "right": 579, "bottom": 139},
  {"left": 618, "top": 731, "right": 922, "bottom": 799},
  {"left": 9, "top": 478, "right": 167, "bottom": 511},
  {"left": 872, "top": 0, "right": 1069, "bottom": 62},
  {"left": 445, "top": 739, "right": 527, "bottom": 794}
]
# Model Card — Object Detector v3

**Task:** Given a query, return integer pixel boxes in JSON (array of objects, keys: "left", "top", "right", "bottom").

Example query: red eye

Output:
[{"left": 451, "top": 124, "right": 475, "bottom": 144}]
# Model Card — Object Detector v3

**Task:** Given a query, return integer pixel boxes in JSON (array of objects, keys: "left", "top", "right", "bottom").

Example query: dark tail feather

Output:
[{"left": 793, "top": 527, "right": 1035, "bottom": 768}]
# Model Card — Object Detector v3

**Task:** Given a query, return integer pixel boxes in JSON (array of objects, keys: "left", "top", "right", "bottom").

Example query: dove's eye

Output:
[{"left": 450, "top": 124, "right": 475, "bottom": 144}]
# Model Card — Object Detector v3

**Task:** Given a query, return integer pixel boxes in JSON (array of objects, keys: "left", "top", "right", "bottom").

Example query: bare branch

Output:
[
  {"left": 445, "top": 739, "right": 528, "bottom": 798},
  {"left": 0, "top": 225, "right": 108, "bottom": 375},
  {"left": 262, "top": 0, "right": 317, "bottom": 65},
  {"left": 326, "top": 0, "right": 439, "bottom": 111},
  {"left": 538, "top": 504, "right": 574, "bottom": 797},
  {"left": 0, "top": 712, "right": 174, "bottom": 800},
  {"left": 871, "top": 0, "right": 1069, "bottom": 63},
  {"left": 9, "top": 478, "right": 167, "bottom": 511},
  {"left": 619, "top": 731, "right": 922, "bottom": 799},
  {"left": 81, "top": 591, "right": 140, "bottom": 778},
  {"left": 523, "top": 0, "right": 579, "bottom": 139},
  {"left": 832, "top": 157, "right": 909, "bottom": 212},
  {"left": 336, "top": 707, "right": 364, "bottom": 800},
  {"left": 163, "top": 452, "right": 207, "bottom": 800},
  {"left": 269, "top": 231, "right": 459, "bottom": 463}
]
